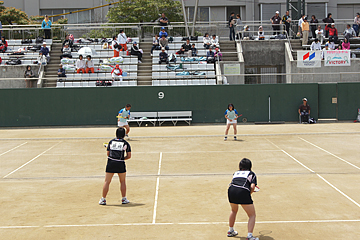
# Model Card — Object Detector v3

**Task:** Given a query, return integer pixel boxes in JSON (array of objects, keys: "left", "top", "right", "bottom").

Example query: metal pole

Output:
[
  {"left": 191, "top": 0, "right": 199, "bottom": 36},
  {"left": 181, "top": 0, "right": 190, "bottom": 37},
  {"left": 268, "top": 95, "right": 271, "bottom": 122}
]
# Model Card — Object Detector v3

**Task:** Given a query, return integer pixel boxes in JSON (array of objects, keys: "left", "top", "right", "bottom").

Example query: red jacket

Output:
[
  {"left": 328, "top": 27, "right": 338, "bottom": 36},
  {"left": 111, "top": 68, "right": 122, "bottom": 76}
]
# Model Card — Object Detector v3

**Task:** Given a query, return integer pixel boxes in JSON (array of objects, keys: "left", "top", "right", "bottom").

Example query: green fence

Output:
[{"left": 0, "top": 83, "right": 358, "bottom": 127}]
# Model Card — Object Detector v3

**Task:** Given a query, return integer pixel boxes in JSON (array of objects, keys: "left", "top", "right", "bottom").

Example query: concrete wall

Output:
[
  {"left": 241, "top": 40, "right": 286, "bottom": 66},
  {"left": 0, "top": 65, "right": 40, "bottom": 89}
]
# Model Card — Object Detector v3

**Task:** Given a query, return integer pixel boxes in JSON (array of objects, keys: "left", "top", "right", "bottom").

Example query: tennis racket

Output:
[{"left": 254, "top": 186, "right": 260, "bottom": 192}]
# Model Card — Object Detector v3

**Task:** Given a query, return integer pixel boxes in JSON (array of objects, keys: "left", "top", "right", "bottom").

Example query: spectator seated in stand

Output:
[
  {"left": 131, "top": 41, "right": 143, "bottom": 63},
  {"left": 337, "top": 43, "right": 343, "bottom": 50},
  {"left": 159, "top": 27, "right": 168, "bottom": 38},
  {"left": 37, "top": 52, "right": 47, "bottom": 65},
  {"left": 191, "top": 43, "right": 197, "bottom": 56},
  {"left": 210, "top": 35, "right": 219, "bottom": 48},
  {"left": 62, "top": 34, "right": 73, "bottom": 51},
  {"left": 203, "top": 33, "right": 211, "bottom": 49},
  {"left": 342, "top": 38, "right": 350, "bottom": 50},
  {"left": 112, "top": 36, "right": 122, "bottom": 58},
  {"left": 151, "top": 34, "right": 161, "bottom": 54},
  {"left": 258, "top": 26, "right": 265, "bottom": 40},
  {"left": 85, "top": 55, "right": 95, "bottom": 73},
  {"left": 58, "top": 64, "right": 66, "bottom": 80},
  {"left": 321, "top": 43, "right": 329, "bottom": 60},
  {"left": 111, "top": 64, "right": 123, "bottom": 81},
  {"left": 40, "top": 42, "right": 50, "bottom": 62},
  {"left": 214, "top": 47, "right": 222, "bottom": 61},
  {"left": 310, "top": 38, "right": 321, "bottom": 50},
  {"left": 159, "top": 35, "right": 169, "bottom": 50},
  {"left": 76, "top": 55, "right": 86, "bottom": 74},
  {"left": 328, "top": 39, "right": 336, "bottom": 50},
  {"left": 343, "top": 24, "right": 356, "bottom": 39},
  {"left": 315, "top": 25, "right": 325, "bottom": 44},
  {"left": 328, "top": 23, "right": 338, "bottom": 43},
  {"left": 206, "top": 46, "right": 215, "bottom": 63},
  {"left": 60, "top": 44, "right": 72, "bottom": 59},
  {"left": 176, "top": 39, "right": 192, "bottom": 57},
  {"left": 159, "top": 47, "right": 169, "bottom": 64},
  {"left": 298, "top": 97, "right": 311, "bottom": 123},
  {"left": 0, "top": 36, "right": 8, "bottom": 53},
  {"left": 243, "top": 25, "right": 252, "bottom": 40}
]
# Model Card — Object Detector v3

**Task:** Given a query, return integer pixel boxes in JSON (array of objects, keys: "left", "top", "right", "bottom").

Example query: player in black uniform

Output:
[
  {"left": 99, "top": 127, "right": 132, "bottom": 205},
  {"left": 227, "top": 158, "right": 258, "bottom": 240}
]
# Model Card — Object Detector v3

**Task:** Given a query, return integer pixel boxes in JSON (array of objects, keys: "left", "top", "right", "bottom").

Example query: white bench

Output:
[
  {"left": 127, "top": 112, "right": 158, "bottom": 126},
  {"left": 158, "top": 111, "right": 192, "bottom": 126}
]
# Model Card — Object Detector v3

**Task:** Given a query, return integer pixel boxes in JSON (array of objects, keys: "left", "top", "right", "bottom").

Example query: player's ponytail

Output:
[
  {"left": 116, "top": 127, "right": 126, "bottom": 139},
  {"left": 239, "top": 158, "right": 252, "bottom": 171}
]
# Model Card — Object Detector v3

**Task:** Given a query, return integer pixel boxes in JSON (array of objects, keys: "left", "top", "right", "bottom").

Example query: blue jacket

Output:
[
  {"left": 40, "top": 47, "right": 50, "bottom": 56},
  {"left": 42, "top": 20, "right": 52, "bottom": 29},
  {"left": 207, "top": 51, "right": 214, "bottom": 58},
  {"left": 159, "top": 31, "right": 168, "bottom": 38}
]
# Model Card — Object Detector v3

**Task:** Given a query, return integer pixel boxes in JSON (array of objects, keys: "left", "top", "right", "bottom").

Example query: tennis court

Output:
[{"left": 1, "top": 123, "right": 360, "bottom": 239}]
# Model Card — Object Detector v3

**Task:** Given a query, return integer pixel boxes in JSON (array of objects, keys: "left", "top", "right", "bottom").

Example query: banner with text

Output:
[
  {"left": 297, "top": 51, "right": 321, "bottom": 68},
  {"left": 324, "top": 50, "right": 351, "bottom": 66}
]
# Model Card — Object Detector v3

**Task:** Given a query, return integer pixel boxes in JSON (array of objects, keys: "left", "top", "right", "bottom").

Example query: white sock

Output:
[
  {"left": 229, "top": 227, "right": 234, "bottom": 232},
  {"left": 122, "top": 197, "right": 127, "bottom": 200},
  {"left": 247, "top": 233, "right": 253, "bottom": 238}
]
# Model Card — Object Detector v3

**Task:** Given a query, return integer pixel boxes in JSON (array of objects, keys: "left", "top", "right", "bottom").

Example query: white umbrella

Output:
[{"left": 77, "top": 47, "right": 97, "bottom": 56}]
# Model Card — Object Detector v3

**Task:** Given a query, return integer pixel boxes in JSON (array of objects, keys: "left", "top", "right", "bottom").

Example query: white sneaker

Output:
[
  {"left": 122, "top": 198, "right": 130, "bottom": 204},
  {"left": 227, "top": 230, "right": 238, "bottom": 237},
  {"left": 125, "top": 134, "right": 129, "bottom": 138},
  {"left": 99, "top": 197, "right": 106, "bottom": 205},
  {"left": 138, "top": 60, "right": 142, "bottom": 63},
  {"left": 224, "top": 137, "right": 227, "bottom": 141},
  {"left": 247, "top": 237, "right": 259, "bottom": 240}
]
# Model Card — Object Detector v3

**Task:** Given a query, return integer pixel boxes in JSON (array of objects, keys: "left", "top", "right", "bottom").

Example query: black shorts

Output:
[
  {"left": 105, "top": 159, "right": 126, "bottom": 173},
  {"left": 228, "top": 185, "right": 253, "bottom": 204}
]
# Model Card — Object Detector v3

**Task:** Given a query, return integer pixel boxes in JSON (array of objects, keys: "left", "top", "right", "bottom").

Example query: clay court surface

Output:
[{"left": 1, "top": 123, "right": 360, "bottom": 240}]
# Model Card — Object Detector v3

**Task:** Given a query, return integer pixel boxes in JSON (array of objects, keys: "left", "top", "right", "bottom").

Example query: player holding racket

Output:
[
  {"left": 227, "top": 158, "right": 258, "bottom": 239},
  {"left": 224, "top": 103, "right": 239, "bottom": 141},
  {"left": 117, "top": 104, "right": 131, "bottom": 137},
  {"left": 99, "top": 127, "right": 132, "bottom": 205}
]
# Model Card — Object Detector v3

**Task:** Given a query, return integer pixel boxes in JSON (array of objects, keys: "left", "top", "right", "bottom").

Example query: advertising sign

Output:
[
  {"left": 297, "top": 51, "right": 321, "bottom": 68},
  {"left": 324, "top": 50, "right": 351, "bottom": 66}
]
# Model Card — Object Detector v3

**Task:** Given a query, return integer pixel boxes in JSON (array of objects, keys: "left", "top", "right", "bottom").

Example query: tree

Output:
[
  {"left": 0, "top": 1, "right": 29, "bottom": 25},
  {"left": 106, "top": 0, "right": 183, "bottom": 23}
]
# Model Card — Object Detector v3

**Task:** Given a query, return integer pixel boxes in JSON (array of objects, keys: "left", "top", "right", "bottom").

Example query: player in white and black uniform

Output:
[
  {"left": 99, "top": 127, "right": 132, "bottom": 205},
  {"left": 227, "top": 158, "right": 258, "bottom": 240}
]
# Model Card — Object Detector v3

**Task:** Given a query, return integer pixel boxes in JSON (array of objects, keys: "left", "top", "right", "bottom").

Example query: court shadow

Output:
[
  {"left": 236, "top": 236, "right": 274, "bottom": 240},
  {"left": 107, "top": 203, "right": 145, "bottom": 207},
  {"left": 235, "top": 139, "right": 245, "bottom": 142}
]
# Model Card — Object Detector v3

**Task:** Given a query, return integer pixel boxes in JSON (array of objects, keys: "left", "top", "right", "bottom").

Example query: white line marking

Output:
[
  {"left": 152, "top": 152, "right": 162, "bottom": 224},
  {"left": 266, "top": 138, "right": 360, "bottom": 208},
  {"left": 0, "top": 225, "right": 39, "bottom": 229},
  {"left": 2, "top": 142, "right": 62, "bottom": 179},
  {"left": 299, "top": 137, "right": 360, "bottom": 170},
  {"left": 0, "top": 142, "right": 27, "bottom": 157}
]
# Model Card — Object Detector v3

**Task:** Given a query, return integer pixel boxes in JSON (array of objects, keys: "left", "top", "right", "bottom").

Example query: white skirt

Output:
[
  {"left": 227, "top": 119, "right": 237, "bottom": 124},
  {"left": 118, "top": 121, "right": 129, "bottom": 127}
]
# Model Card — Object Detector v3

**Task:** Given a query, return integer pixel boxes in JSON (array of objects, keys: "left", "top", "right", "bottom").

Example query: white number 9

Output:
[{"left": 158, "top": 92, "right": 165, "bottom": 99}]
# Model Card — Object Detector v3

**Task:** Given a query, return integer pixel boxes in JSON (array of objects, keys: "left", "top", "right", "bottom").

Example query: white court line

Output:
[
  {"left": 266, "top": 138, "right": 360, "bottom": 209},
  {"left": 2, "top": 142, "right": 62, "bottom": 179},
  {"left": 152, "top": 152, "right": 162, "bottom": 224},
  {"left": 299, "top": 137, "right": 360, "bottom": 170},
  {"left": 0, "top": 142, "right": 27, "bottom": 157}
]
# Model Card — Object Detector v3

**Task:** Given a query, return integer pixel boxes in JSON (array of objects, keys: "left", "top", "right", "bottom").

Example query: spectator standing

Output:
[
  {"left": 298, "top": 14, "right": 305, "bottom": 37},
  {"left": 328, "top": 23, "right": 338, "bottom": 43},
  {"left": 85, "top": 55, "right": 95, "bottom": 73},
  {"left": 117, "top": 30, "right": 127, "bottom": 54},
  {"left": 151, "top": 34, "right": 160, "bottom": 55},
  {"left": 322, "top": 13, "right": 334, "bottom": 38},
  {"left": 191, "top": 43, "right": 197, "bottom": 56},
  {"left": 159, "top": 27, "right": 168, "bottom": 38},
  {"left": 40, "top": 42, "right": 50, "bottom": 62},
  {"left": 41, "top": 15, "right": 52, "bottom": 39},
  {"left": 24, "top": 65, "right": 35, "bottom": 88},
  {"left": 214, "top": 48, "right": 222, "bottom": 61},
  {"left": 203, "top": 33, "right": 211, "bottom": 49},
  {"left": 0, "top": 36, "right": 8, "bottom": 53},
  {"left": 159, "top": 48, "right": 169, "bottom": 64},
  {"left": 0, "top": 21, "right": 2, "bottom": 41},
  {"left": 310, "top": 38, "right": 321, "bottom": 50},
  {"left": 235, "top": 14, "right": 242, "bottom": 39},
  {"left": 206, "top": 46, "right": 215, "bottom": 63},
  {"left": 298, "top": 98, "right": 311, "bottom": 123},
  {"left": 315, "top": 25, "right": 325, "bottom": 44},
  {"left": 228, "top": 12, "right": 236, "bottom": 41},
  {"left": 60, "top": 44, "right": 72, "bottom": 59},
  {"left": 159, "top": 13, "right": 169, "bottom": 26},
  {"left": 301, "top": 17, "right": 310, "bottom": 46},
  {"left": 258, "top": 26, "right": 265, "bottom": 40},
  {"left": 57, "top": 64, "right": 66, "bottom": 81},
  {"left": 343, "top": 24, "right": 356, "bottom": 40},
  {"left": 131, "top": 42, "right": 142, "bottom": 63},
  {"left": 354, "top": 13, "right": 360, "bottom": 36},
  {"left": 177, "top": 39, "right": 192, "bottom": 57},
  {"left": 112, "top": 36, "right": 121, "bottom": 58},
  {"left": 310, "top": 15, "right": 318, "bottom": 38},
  {"left": 270, "top": 11, "right": 282, "bottom": 35},
  {"left": 159, "top": 35, "right": 169, "bottom": 50},
  {"left": 111, "top": 64, "right": 123, "bottom": 81},
  {"left": 342, "top": 38, "right": 350, "bottom": 50},
  {"left": 76, "top": 55, "right": 86, "bottom": 74},
  {"left": 282, "top": 11, "right": 291, "bottom": 35}
]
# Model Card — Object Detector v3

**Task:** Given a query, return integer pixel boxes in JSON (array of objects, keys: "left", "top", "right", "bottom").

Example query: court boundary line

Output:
[
  {"left": 0, "top": 142, "right": 27, "bottom": 157},
  {"left": 299, "top": 137, "right": 360, "bottom": 170},
  {"left": 266, "top": 138, "right": 360, "bottom": 209},
  {"left": 0, "top": 131, "right": 359, "bottom": 141},
  {"left": 152, "top": 152, "right": 162, "bottom": 224},
  {"left": 2, "top": 142, "right": 62, "bottom": 179},
  {"left": 2, "top": 219, "right": 360, "bottom": 229}
]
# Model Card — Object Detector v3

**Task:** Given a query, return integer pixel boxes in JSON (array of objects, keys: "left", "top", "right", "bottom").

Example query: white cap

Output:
[
  {"left": 331, "top": 23, "right": 335, "bottom": 25},
  {"left": 276, "top": 11, "right": 280, "bottom": 14},
  {"left": 302, "top": 98, "right": 308, "bottom": 101},
  {"left": 43, "top": 42, "right": 47, "bottom": 44}
]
